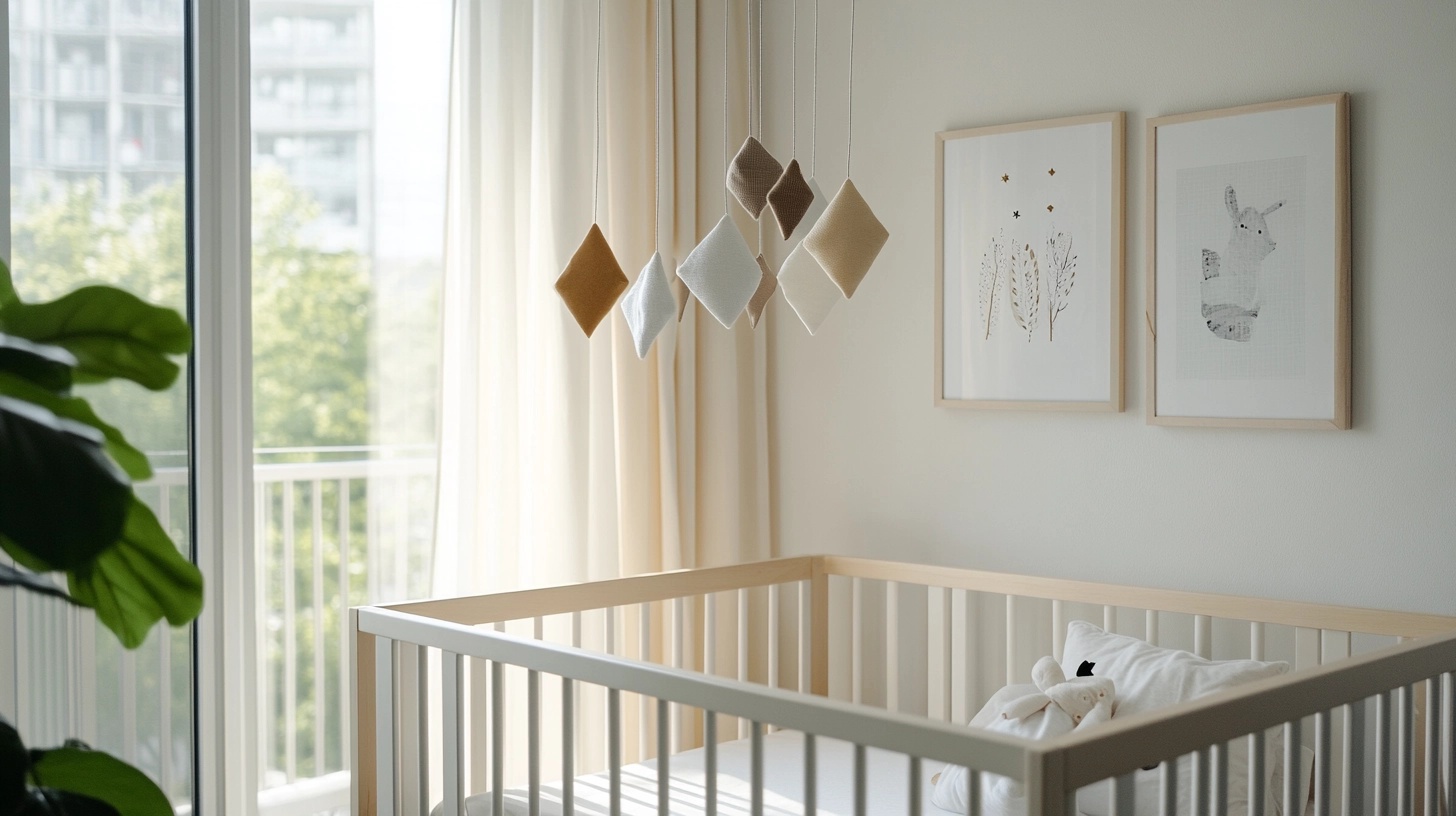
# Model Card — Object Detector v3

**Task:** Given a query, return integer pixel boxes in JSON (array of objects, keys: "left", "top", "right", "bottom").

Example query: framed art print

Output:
[
  {"left": 935, "top": 112, "right": 1125, "bottom": 410},
  {"left": 1147, "top": 93, "right": 1350, "bottom": 429}
]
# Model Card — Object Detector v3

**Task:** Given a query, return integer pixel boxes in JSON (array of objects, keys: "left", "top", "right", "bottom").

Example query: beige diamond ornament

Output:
[
  {"left": 676, "top": 214, "right": 760, "bottom": 328},
  {"left": 745, "top": 254, "right": 778, "bottom": 329},
  {"left": 620, "top": 251, "right": 675, "bottom": 358},
  {"left": 778, "top": 240, "right": 841, "bottom": 335},
  {"left": 554, "top": 223, "right": 628, "bottom": 337},
  {"left": 726, "top": 136, "right": 782, "bottom": 219},
  {"left": 802, "top": 179, "right": 889, "bottom": 298},
  {"left": 767, "top": 159, "right": 815, "bottom": 239}
]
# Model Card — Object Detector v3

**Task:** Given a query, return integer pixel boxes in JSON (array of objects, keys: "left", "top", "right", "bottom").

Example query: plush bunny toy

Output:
[{"left": 1000, "top": 655, "right": 1115, "bottom": 728}]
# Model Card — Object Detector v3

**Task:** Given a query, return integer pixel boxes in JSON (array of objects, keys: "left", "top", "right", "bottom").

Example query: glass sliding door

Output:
[{"left": 6, "top": 0, "right": 193, "bottom": 807}]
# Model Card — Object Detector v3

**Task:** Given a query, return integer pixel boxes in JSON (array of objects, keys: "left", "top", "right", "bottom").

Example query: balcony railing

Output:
[{"left": 10, "top": 448, "right": 438, "bottom": 816}]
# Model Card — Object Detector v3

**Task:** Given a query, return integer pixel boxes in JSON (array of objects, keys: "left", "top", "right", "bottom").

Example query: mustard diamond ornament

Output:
[{"left": 555, "top": 223, "right": 628, "bottom": 337}]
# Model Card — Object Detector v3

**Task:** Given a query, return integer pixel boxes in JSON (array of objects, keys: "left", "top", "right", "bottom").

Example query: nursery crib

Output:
[{"left": 351, "top": 556, "right": 1456, "bottom": 815}]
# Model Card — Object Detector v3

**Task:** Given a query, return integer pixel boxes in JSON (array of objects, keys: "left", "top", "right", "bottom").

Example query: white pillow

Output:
[
  {"left": 932, "top": 684, "right": 1073, "bottom": 816},
  {"left": 1060, "top": 622, "right": 1291, "bottom": 816}
]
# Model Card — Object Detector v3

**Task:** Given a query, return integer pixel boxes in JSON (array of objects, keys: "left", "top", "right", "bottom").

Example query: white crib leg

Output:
[
  {"left": 658, "top": 698, "right": 670, "bottom": 815},
  {"left": 609, "top": 687, "right": 622, "bottom": 816},
  {"left": 854, "top": 742, "right": 867, "bottom": 816},
  {"left": 562, "top": 677, "right": 575, "bottom": 816},
  {"left": 803, "top": 731, "right": 817, "bottom": 815},
  {"left": 751, "top": 721, "right": 765, "bottom": 816},
  {"left": 1378, "top": 690, "right": 1392, "bottom": 816},
  {"left": 909, "top": 756, "right": 923, "bottom": 816},
  {"left": 704, "top": 711, "right": 718, "bottom": 814},
  {"left": 375, "top": 636, "right": 396, "bottom": 816}
]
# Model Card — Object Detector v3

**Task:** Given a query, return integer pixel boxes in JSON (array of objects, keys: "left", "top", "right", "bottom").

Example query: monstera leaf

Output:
[{"left": 1, "top": 718, "right": 169, "bottom": 816}]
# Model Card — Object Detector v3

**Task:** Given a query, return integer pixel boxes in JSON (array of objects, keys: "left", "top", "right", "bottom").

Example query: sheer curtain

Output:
[{"left": 433, "top": 0, "right": 769, "bottom": 602}]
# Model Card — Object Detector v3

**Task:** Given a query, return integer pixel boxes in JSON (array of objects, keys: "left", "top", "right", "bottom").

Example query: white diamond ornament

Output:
[
  {"left": 676, "top": 214, "right": 760, "bottom": 328},
  {"left": 620, "top": 251, "right": 676, "bottom": 359},
  {"left": 778, "top": 240, "right": 841, "bottom": 335},
  {"left": 787, "top": 178, "right": 829, "bottom": 245}
]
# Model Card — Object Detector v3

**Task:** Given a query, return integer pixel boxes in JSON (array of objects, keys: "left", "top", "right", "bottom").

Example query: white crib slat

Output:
[
  {"left": 1325, "top": 631, "right": 1352, "bottom": 816},
  {"left": 606, "top": 605, "right": 617, "bottom": 655},
  {"left": 1146, "top": 609, "right": 1159, "bottom": 647},
  {"left": 1194, "top": 614, "right": 1212, "bottom": 659},
  {"left": 738, "top": 590, "right": 750, "bottom": 739},
  {"left": 909, "top": 756, "right": 923, "bottom": 816},
  {"left": 1192, "top": 746, "right": 1208, "bottom": 816},
  {"left": 1251, "top": 622, "right": 1266, "bottom": 661},
  {"left": 799, "top": 581, "right": 811, "bottom": 694},
  {"left": 1251, "top": 731, "right": 1267, "bottom": 816},
  {"left": 706, "top": 592, "right": 717, "bottom": 676},
  {"left": 1399, "top": 684, "right": 1414, "bottom": 816},
  {"left": 529, "top": 669, "right": 541, "bottom": 816},
  {"left": 751, "top": 721, "right": 765, "bottom": 816},
  {"left": 886, "top": 581, "right": 900, "bottom": 713},
  {"left": 1213, "top": 741, "right": 1229, "bottom": 816},
  {"left": 951, "top": 589, "right": 968, "bottom": 723},
  {"left": 1104, "top": 605, "right": 1116, "bottom": 633},
  {"left": 492, "top": 661, "right": 505, "bottom": 816},
  {"left": 375, "top": 637, "right": 396, "bottom": 816},
  {"left": 854, "top": 742, "right": 868, "bottom": 816},
  {"left": 1344, "top": 701, "right": 1365, "bottom": 816},
  {"left": 804, "top": 732, "right": 817, "bottom": 815},
  {"left": 414, "top": 644, "right": 429, "bottom": 816},
  {"left": 967, "top": 768, "right": 981, "bottom": 816},
  {"left": 928, "top": 587, "right": 950, "bottom": 721},
  {"left": 852, "top": 578, "right": 864, "bottom": 704},
  {"left": 1005, "top": 595, "right": 1016, "bottom": 686},
  {"left": 1443, "top": 675, "right": 1454, "bottom": 816},
  {"left": 1377, "top": 690, "right": 1391, "bottom": 816},
  {"left": 1052, "top": 600, "right": 1066, "bottom": 663},
  {"left": 704, "top": 711, "right": 718, "bottom": 815},
  {"left": 443, "top": 651, "right": 463, "bottom": 816},
  {"left": 1159, "top": 759, "right": 1176, "bottom": 816},
  {"left": 672, "top": 598, "right": 684, "bottom": 749},
  {"left": 1286, "top": 720, "right": 1304, "bottom": 816},
  {"left": 658, "top": 698, "right": 671, "bottom": 815},
  {"left": 1113, "top": 772, "right": 1136, "bottom": 815},
  {"left": 572, "top": 610, "right": 582, "bottom": 648},
  {"left": 641, "top": 602, "right": 653, "bottom": 758},
  {"left": 768, "top": 584, "right": 780, "bottom": 693},
  {"left": 1297, "top": 627, "right": 1323, "bottom": 671},
  {"left": 609, "top": 688, "right": 622, "bottom": 816},
  {"left": 1316, "top": 709, "right": 1333, "bottom": 816},
  {"left": 563, "top": 677, "right": 575, "bottom": 816},
  {"left": 1425, "top": 679, "right": 1439, "bottom": 816}
]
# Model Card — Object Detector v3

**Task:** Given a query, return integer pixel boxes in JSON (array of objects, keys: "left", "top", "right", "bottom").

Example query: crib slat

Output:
[
  {"left": 804, "top": 732, "right": 817, "bottom": 814},
  {"left": 1316, "top": 709, "right": 1333, "bottom": 816},
  {"left": 1425, "top": 679, "right": 1439, "bottom": 816},
  {"left": 1146, "top": 609, "right": 1159, "bottom": 647},
  {"left": 928, "top": 587, "right": 950, "bottom": 721},
  {"left": 1052, "top": 600, "right": 1066, "bottom": 662},
  {"left": 375, "top": 637, "right": 396, "bottom": 816},
  {"left": 529, "top": 669, "right": 541, "bottom": 816},
  {"left": 1251, "top": 622, "right": 1266, "bottom": 661},
  {"left": 1297, "top": 627, "right": 1323, "bottom": 670},
  {"left": 705, "top": 711, "right": 718, "bottom": 815},
  {"left": 563, "top": 676, "right": 575, "bottom": 816},
  {"left": 799, "top": 581, "right": 811, "bottom": 694},
  {"left": 609, "top": 687, "right": 622, "bottom": 816},
  {"left": 641, "top": 602, "right": 653, "bottom": 758},
  {"left": 1286, "top": 720, "right": 1304, "bottom": 816},
  {"left": 1399, "top": 684, "right": 1414, "bottom": 816},
  {"left": 443, "top": 651, "right": 463, "bottom": 816},
  {"left": 951, "top": 589, "right": 968, "bottom": 722},
  {"left": 1104, "top": 605, "right": 1117, "bottom": 633},
  {"left": 1192, "top": 746, "right": 1209, "bottom": 816},
  {"left": 967, "top": 768, "right": 982, "bottom": 816},
  {"left": 673, "top": 598, "right": 685, "bottom": 749},
  {"left": 1344, "top": 701, "right": 1365, "bottom": 816},
  {"left": 1377, "top": 690, "right": 1392, "bottom": 816},
  {"left": 416, "top": 645, "right": 429, "bottom": 816},
  {"left": 751, "top": 721, "right": 765, "bottom": 816},
  {"left": 1113, "top": 771, "right": 1136, "bottom": 815},
  {"left": 1005, "top": 595, "right": 1017, "bottom": 686},
  {"left": 887, "top": 581, "right": 900, "bottom": 712},
  {"left": 1194, "top": 614, "right": 1212, "bottom": 659},
  {"left": 1159, "top": 758, "right": 1176, "bottom": 816},
  {"left": 1443, "top": 675, "right": 1453, "bottom": 816},
  {"left": 852, "top": 578, "right": 864, "bottom": 704},
  {"left": 658, "top": 698, "right": 670, "bottom": 815},
  {"left": 706, "top": 592, "right": 717, "bottom": 676},
  {"left": 1213, "top": 741, "right": 1228, "bottom": 816},
  {"left": 909, "top": 755, "right": 922, "bottom": 816},
  {"left": 492, "top": 661, "right": 504, "bottom": 816},
  {"left": 769, "top": 584, "right": 780, "bottom": 693},
  {"left": 738, "top": 590, "right": 750, "bottom": 739},
  {"left": 1250, "top": 730, "right": 1267, "bottom": 816},
  {"left": 854, "top": 742, "right": 868, "bottom": 816}
]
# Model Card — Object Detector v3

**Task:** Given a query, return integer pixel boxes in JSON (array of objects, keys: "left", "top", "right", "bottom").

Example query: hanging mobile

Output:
[
  {"left": 766, "top": 0, "right": 815, "bottom": 240},
  {"left": 676, "top": 0, "right": 764, "bottom": 329},
  {"left": 745, "top": 0, "right": 778, "bottom": 329},
  {"left": 802, "top": 0, "right": 889, "bottom": 299},
  {"left": 725, "top": 0, "right": 782, "bottom": 218},
  {"left": 620, "top": 0, "right": 676, "bottom": 358},
  {"left": 777, "top": 0, "right": 842, "bottom": 334},
  {"left": 555, "top": 0, "right": 629, "bottom": 337}
]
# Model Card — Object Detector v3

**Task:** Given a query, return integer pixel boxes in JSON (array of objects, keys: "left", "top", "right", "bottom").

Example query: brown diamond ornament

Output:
[
  {"left": 554, "top": 223, "right": 628, "bottom": 337},
  {"left": 726, "top": 136, "right": 783, "bottom": 219},
  {"left": 767, "top": 159, "right": 815, "bottom": 239},
  {"left": 746, "top": 254, "right": 778, "bottom": 328},
  {"left": 802, "top": 179, "right": 890, "bottom": 299}
]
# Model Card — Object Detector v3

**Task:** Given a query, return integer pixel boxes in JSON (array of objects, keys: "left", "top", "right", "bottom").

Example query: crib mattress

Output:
[{"left": 453, "top": 729, "right": 946, "bottom": 815}]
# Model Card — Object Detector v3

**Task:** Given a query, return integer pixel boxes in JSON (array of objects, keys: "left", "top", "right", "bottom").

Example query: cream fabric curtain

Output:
[{"left": 432, "top": 0, "right": 771, "bottom": 783}]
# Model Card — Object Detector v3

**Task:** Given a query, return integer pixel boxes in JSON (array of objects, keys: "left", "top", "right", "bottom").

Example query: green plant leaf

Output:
[
  {"left": 0, "top": 372, "right": 152, "bottom": 480},
  {"left": 0, "top": 334, "right": 74, "bottom": 393},
  {"left": 68, "top": 499, "right": 202, "bottom": 649},
  {"left": 0, "top": 259, "right": 17, "bottom": 310},
  {"left": 1, "top": 717, "right": 25, "bottom": 812},
  {"left": 0, "top": 564, "right": 79, "bottom": 605},
  {"left": 0, "top": 397, "right": 130, "bottom": 572},
  {"left": 28, "top": 745, "right": 168, "bottom": 816},
  {"left": 15, "top": 789, "right": 123, "bottom": 816},
  {"left": 0, "top": 286, "right": 190, "bottom": 390}
]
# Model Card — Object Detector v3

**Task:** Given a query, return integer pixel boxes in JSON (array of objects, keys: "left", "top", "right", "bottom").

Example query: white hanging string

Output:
[
  {"left": 811, "top": 0, "right": 818, "bottom": 177},
  {"left": 653, "top": 0, "right": 662, "bottom": 249},
  {"left": 756, "top": 0, "right": 764, "bottom": 254},
  {"left": 593, "top": 0, "right": 604, "bottom": 222},
  {"left": 845, "top": 0, "right": 855, "bottom": 178},
  {"left": 791, "top": 0, "right": 797, "bottom": 159},
  {"left": 722, "top": 0, "right": 730, "bottom": 214}
]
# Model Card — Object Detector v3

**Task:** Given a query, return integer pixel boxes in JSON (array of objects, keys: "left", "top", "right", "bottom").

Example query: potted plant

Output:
[{"left": 0, "top": 260, "right": 201, "bottom": 815}]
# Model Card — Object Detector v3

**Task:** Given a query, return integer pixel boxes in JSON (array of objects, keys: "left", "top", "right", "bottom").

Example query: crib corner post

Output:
[
  {"left": 1024, "top": 747, "right": 1074, "bottom": 816},
  {"left": 810, "top": 558, "right": 831, "bottom": 697},
  {"left": 352, "top": 608, "right": 377, "bottom": 816}
]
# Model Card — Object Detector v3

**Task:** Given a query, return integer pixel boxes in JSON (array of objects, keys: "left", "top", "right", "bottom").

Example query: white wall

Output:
[{"left": 757, "top": 2, "right": 1456, "bottom": 615}]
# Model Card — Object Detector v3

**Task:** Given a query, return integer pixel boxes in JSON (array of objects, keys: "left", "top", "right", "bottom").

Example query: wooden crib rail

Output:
[{"left": 821, "top": 555, "right": 1456, "bottom": 638}]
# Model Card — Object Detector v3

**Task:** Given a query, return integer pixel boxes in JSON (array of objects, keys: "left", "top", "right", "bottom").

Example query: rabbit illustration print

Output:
[{"left": 1200, "top": 185, "right": 1284, "bottom": 342}]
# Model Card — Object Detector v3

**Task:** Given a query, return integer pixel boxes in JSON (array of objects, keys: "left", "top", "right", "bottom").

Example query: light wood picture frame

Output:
[
  {"left": 1147, "top": 93, "right": 1351, "bottom": 429},
  {"left": 935, "top": 112, "right": 1125, "bottom": 411}
]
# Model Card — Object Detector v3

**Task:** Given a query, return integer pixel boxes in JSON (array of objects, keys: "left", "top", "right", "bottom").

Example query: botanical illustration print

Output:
[
  {"left": 979, "top": 224, "right": 1078, "bottom": 343},
  {"left": 1200, "top": 185, "right": 1284, "bottom": 342},
  {"left": 978, "top": 229, "right": 1008, "bottom": 339},
  {"left": 1008, "top": 241, "right": 1040, "bottom": 341},
  {"left": 1043, "top": 227, "right": 1077, "bottom": 341}
]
